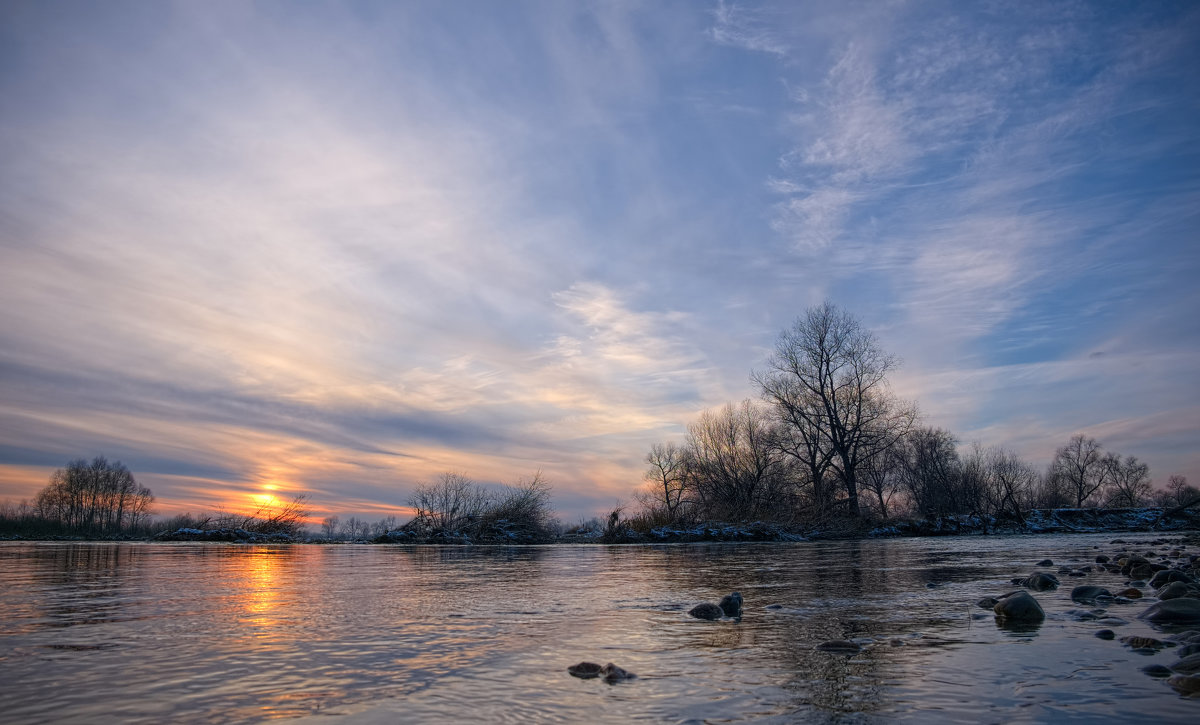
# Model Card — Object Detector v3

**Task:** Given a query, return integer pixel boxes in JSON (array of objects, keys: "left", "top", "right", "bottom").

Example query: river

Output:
[{"left": 0, "top": 533, "right": 1195, "bottom": 723}]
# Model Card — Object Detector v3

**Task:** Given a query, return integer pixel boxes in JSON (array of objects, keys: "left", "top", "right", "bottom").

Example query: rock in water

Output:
[
  {"left": 601, "top": 663, "right": 636, "bottom": 682},
  {"left": 1158, "top": 581, "right": 1198, "bottom": 600},
  {"left": 1095, "top": 629, "right": 1115, "bottom": 640},
  {"left": 977, "top": 597, "right": 1000, "bottom": 610},
  {"left": 1021, "top": 572, "right": 1060, "bottom": 591},
  {"left": 568, "top": 662, "right": 604, "bottom": 678},
  {"left": 1151, "top": 569, "right": 1195, "bottom": 589},
  {"left": 815, "top": 640, "right": 861, "bottom": 653},
  {"left": 689, "top": 602, "right": 724, "bottom": 620},
  {"left": 1170, "top": 653, "right": 1200, "bottom": 675},
  {"left": 1168, "top": 674, "right": 1200, "bottom": 695},
  {"left": 993, "top": 591, "right": 1045, "bottom": 623},
  {"left": 1141, "top": 599, "right": 1200, "bottom": 626},
  {"left": 1036, "top": 559, "right": 1054, "bottom": 567},
  {"left": 1120, "top": 636, "right": 1165, "bottom": 650},
  {"left": 1070, "top": 585, "right": 1113, "bottom": 603},
  {"left": 718, "top": 592, "right": 744, "bottom": 618}
]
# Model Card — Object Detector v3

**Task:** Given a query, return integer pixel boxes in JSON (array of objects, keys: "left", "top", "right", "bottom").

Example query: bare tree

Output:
[
  {"left": 895, "top": 428, "right": 963, "bottom": 517},
  {"left": 321, "top": 516, "right": 340, "bottom": 539},
  {"left": 859, "top": 444, "right": 902, "bottom": 520},
  {"left": 981, "top": 446, "right": 1038, "bottom": 522},
  {"left": 754, "top": 302, "right": 914, "bottom": 517},
  {"left": 408, "top": 472, "right": 490, "bottom": 532},
  {"left": 683, "top": 400, "right": 792, "bottom": 521},
  {"left": 35, "top": 457, "right": 154, "bottom": 534},
  {"left": 1163, "top": 474, "right": 1198, "bottom": 508},
  {"left": 642, "top": 442, "right": 688, "bottom": 521},
  {"left": 1103, "top": 454, "right": 1151, "bottom": 508},
  {"left": 1049, "top": 435, "right": 1112, "bottom": 507}
]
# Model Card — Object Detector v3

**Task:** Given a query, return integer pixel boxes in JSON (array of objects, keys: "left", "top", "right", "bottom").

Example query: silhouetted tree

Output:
[
  {"left": 642, "top": 442, "right": 688, "bottom": 521},
  {"left": 1049, "top": 435, "right": 1111, "bottom": 507},
  {"left": 895, "top": 428, "right": 963, "bottom": 517},
  {"left": 35, "top": 457, "right": 154, "bottom": 534},
  {"left": 1103, "top": 454, "right": 1151, "bottom": 508},
  {"left": 755, "top": 302, "right": 914, "bottom": 517}
]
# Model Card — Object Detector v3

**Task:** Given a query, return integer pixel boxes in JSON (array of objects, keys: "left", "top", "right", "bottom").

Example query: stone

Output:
[
  {"left": 1170, "top": 653, "right": 1200, "bottom": 675},
  {"left": 1115, "top": 588, "right": 1143, "bottom": 599},
  {"left": 1167, "top": 674, "right": 1200, "bottom": 695},
  {"left": 1021, "top": 572, "right": 1060, "bottom": 591},
  {"left": 1037, "top": 559, "right": 1053, "bottom": 567},
  {"left": 688, "top": 602, "right": 724, "bottom": 620},
  {"left": 718, "top": 592, "right": 744, "bottom": 618},
  {"left": 1143, "top": 664, "right": 1173, "bottom": 678},
  {"left": 993, "top": 591, "right": 1045, "bottom": 623},
  {"left": 1095, "top": 629, "right": 1115, "bottom": 640},
  {"left": 1070, "top": 585, "right": 1113, "bottom": 603},
  {"left": 765, "top": 604, "right": 783, "bottom": 610},
  {"left": 1096, "top": 555, "right": 1110, "bottom": 563},
  {"left": 601, "top": 663, "right": 635, "bottom": 682},
  {"left": 977, "top": 597, "right": 999, "bottom": 610},
  {"left": 816, "top": 640, "right": 862, "bottom": 653},
  {"left": 1177, "top": 644, "right": 1200, "bottom": 658},
  {"left": 1130, "top": 564, "right": 1155, "bottom": 580},
  {"left": 568, "top": 662, "right": 604, "bottom": 678},
  {"left": 1120, "top": 635, "right": 1166, "bottom": 650},
  {"left": 1151, "top": 570, "right": 1196, "bottom": 589},
  {"left": 1159, "top": 582, "right": 1197, "bottom": 601},
  {"left": 1140, "top": 598, "right": 1200, "bottom": 626}
]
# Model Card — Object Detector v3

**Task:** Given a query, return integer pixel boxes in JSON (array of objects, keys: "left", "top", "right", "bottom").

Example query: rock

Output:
[
  {"left": 1096, "top": 555, "right": 1110, "bottom": 564},
  {"left": 1141, "top": 599, "right": 1200, "bottom": 626},
  {"left": 1151, "top": 570, "right": 1196, "bottom": 588},
  {"left": 977, "top": 597, "right": 1000, "bottom": 610},
  {"left": 688, "top": 602, "right": 724, "bottom": 620},
  {"left": 1168, "top": 674, "right": 1200, "bottom": 695},
  {"left": 1021, "top": 573, "right": 1060, "bottom": 591},
  {"left": 1130, "top": 564, "right": 1155, "bottom": 580},
  {"left": 1095, "top": 629, "right": 1115, "bottom": 640},
  {"left": 1143, "top": 664, "right": 1174, "bottom": 677},
  {"left": 1159, "top": 581, "right": 1197, "bottom": 600},
  {"left": 1115, "top": 588, "right": 1143, "bottom": 599},
  {"left": 1178, "top": 644, "right": 1200, "bottom": 658},
  {"left": 1037, "top": 559, "right": 1054, "bottom": 567},
  {"left": 993, "top": 591, "right": 1045, "bottom": 623},
  {"left": 1171, "top": 653, "right": 1200, "bottom": 675},
  {"left": 1121, "top": 636, "right": 1166, "bottom": 650},
  {"left": 816, "top": 640, "right": 862, "bottom": 653},
  {"left": 1071, "top": 585, "right": 1113, "bottom": 603},
  {"left": 765, "top": 604, "right": 783, "bottom": 610},
  {"left": 568, "top": 662, "right": 604, "bottom": 678},
  {"left": 719, "top": 592, "right": 743, "bottom": 618},
  {"left": 601, "top": 663, "right": 635, "bottom": 682}
]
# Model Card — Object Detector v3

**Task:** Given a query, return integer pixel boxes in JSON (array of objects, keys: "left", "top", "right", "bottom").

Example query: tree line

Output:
[
  {"left": 636, "top": 302, "right": 1196, "bottom": 526},
  {"left": 1, "top": 457, "right": 156, "bottom": 535}
]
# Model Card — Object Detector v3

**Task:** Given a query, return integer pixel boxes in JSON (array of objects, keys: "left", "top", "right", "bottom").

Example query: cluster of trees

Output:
[
  {"left": 10, "top": 457, "right": 156, "bottom": 535},
  {"left": 636, "top": 302, "right": 1192, "bottom": 525},
  {"left": 399, "top": 471, "right": 555, "bottom": 541}
]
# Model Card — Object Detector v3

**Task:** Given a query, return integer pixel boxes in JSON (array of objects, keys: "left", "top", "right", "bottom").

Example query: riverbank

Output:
[{"left": 6, "top": 506, "right": 1195, "bottom": 545}]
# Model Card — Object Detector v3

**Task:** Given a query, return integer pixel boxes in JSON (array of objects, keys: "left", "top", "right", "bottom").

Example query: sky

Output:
[{"left": 1, "top": 0, "right": 1197, "bottom": 523}]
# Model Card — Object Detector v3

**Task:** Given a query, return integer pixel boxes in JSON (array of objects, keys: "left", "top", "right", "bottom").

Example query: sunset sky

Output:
[{"left": 1, "top": 1, "right": 1197, "bottom": 523}]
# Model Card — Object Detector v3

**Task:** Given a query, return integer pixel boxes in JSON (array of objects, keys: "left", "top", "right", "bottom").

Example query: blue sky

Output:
[{"left": 1, "top": 1, "right": 1197, "bottom": 521}]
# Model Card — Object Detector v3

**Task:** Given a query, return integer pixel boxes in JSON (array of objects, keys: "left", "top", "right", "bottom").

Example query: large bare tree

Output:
[
  {"left": 1048, "top": 435, "right": 1111, "bottom": 507},
  {"left": 755, "top": 302, "right": 914, "bottom": 517}
]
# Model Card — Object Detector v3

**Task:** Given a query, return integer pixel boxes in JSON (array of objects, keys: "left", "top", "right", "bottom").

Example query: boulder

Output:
[
  {"left": 1151, "top": 570, "right": 1196, "bottom": 589},
  {"left": 567, "top": 662, "right": 604, "bottom": 678},
  {"left": 1070, "top": 585, "right": 1113, "bottom": 603},
  {"left": 993, "top": 591, "right": 1045, "bottom": 623},
  {"left": 688, "top": 602, "right": 724, "bottom": 620},
  {"left": 1143, "top": 664, "right": 1173, "bottom": 677},
  {"left": 601, "top": 663, "right": 636, "bottom": 682},
  {"left": 1095, "top": 629, "right": 1115, "bottom": 640},
  {"left": 1096, "top": 555, "right": 1110, "bottom": 564},
  {"left": 718, "top": 592, "right": 744, "bottom": 618},
  {"left": 1159, "top": 581, "right": 1198, "bottom": 601},
  {"left": 1140, "top": 598, "right": 1200, "bottom": 626},
  {"left": 1167, "top": 674, "right": 1200, "bottom": 695},
  {"left": 1115, "top": 588, "right": 1143, "bottom": 599},
  {"left": 1036, "top": 559, "right": 1054, "bottom": 567},
  {"left": 1120, "top": 635, "right": 1166, "bottom": 650},
  {"left": 977, "top": 597, "right": 1000, "bottom": 610},
  {"left": 1170, "top": 653, "right": 1200, "bottom": 675},
  {"left": 1021, "top": 572, "right": 1060, "bottom": 591}
]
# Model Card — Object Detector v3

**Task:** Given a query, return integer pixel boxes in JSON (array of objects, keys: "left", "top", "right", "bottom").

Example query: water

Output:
[{"left": 0, "top": 534, "right": 1195, "bottom": 723}]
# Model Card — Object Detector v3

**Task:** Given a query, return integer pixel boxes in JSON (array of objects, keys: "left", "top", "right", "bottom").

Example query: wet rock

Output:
[
  {"left": 1171, "top": 653, "right": 1200, "bottom": 675},
  {"left": 1068, "top": 571, "right": 1087, "bottom": 577},
  {"left": 1178, "top": 644, "right": 1200, "bottom": 658},
  {"left": 1071, "top": 585, "right": 1113, "bottom": 603},
  {"left": 1096, "top": 555, "right": 1111, "bottom": 563},
  {"left": 568, "top": 662, "right": 604, "bottom": 678},
  {"left": 718, "top": 592, "right": 743, "bottom": 618},
  {"left": 1079, "top": 565, "right": 1093, "bottom": 573},
  {"left": 1036, "top": 559, "right": 1053, "bottom": 567},
  {"left": 1116, "top": 588, "right": 1143, "bottom": 599},
  {"left": 1021, "top": 572, "right": 1060, "bottom": 591},
  {"left": 993, "top": 591, "right": 1045, "bottom": 623},
  {"left": 688, "top": 602, "right": 724, "bottom": 620},
  {"left": 1151, "top": 570, "right": 1196, "bottom": 588},
  {"left": 816, "top": 640, "right": 862, "bottom": 653},
  {"left": 1167, "top": 674, "right": 1200, "bottom": 695},
  {"left": 1144, "top": 664, "right": 1174, "bottom": 677},
  {"left": 1130, "top": 564, "right": 1156, "bottom": 580},
  {"left": 1121, "top": 635, "right": 1166, "bottom": 650},
  {"left": 765, "top": 604, "right": 783, "bottom": 610},
  {"left": 1129, "top": 580, "right": 1148, "bottom": 588},
  {"left": 1159, "top": 581, "right": 1198, "bottom": 600},
  {"left": 1095, "top": 629, "right": 1116, "bottom": 640},
  {"left": 977, "top": 597, "right": 999, "bottom": 610},
  {"left": 1140, "top": 598, "right": 1200, "bottom": 626},
  {"left": 601, "top": 663, "right": 636, "bottom": 682}
]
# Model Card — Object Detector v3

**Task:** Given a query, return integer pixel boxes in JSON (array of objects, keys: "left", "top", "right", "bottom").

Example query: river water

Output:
[{"left": 0, "top": 534, "right": 1195, "bottom": 723}]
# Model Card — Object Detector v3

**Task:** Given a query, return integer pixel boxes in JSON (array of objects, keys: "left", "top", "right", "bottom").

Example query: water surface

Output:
[{"left": 0, "top": 534, "right": 1195, "bottom": 723}]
